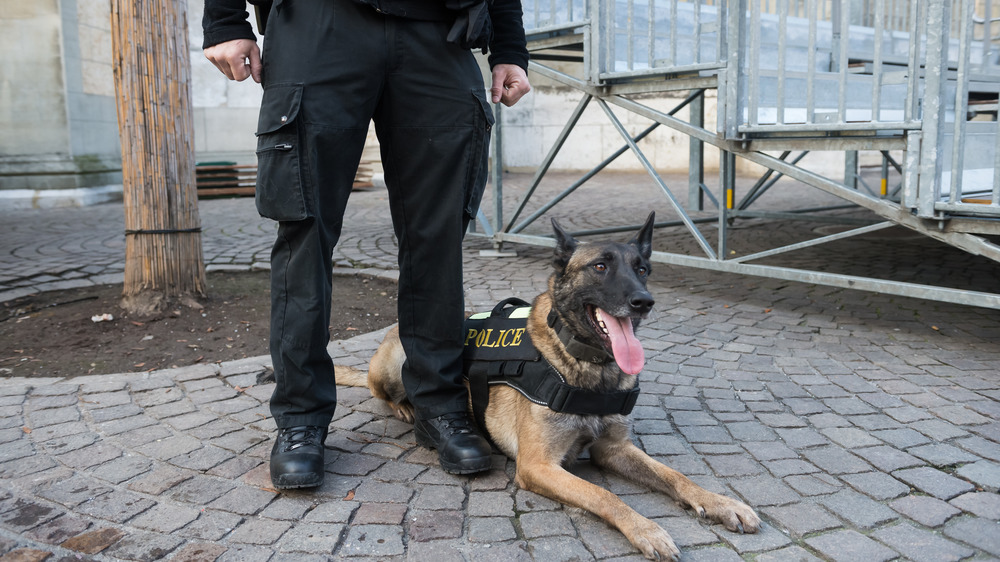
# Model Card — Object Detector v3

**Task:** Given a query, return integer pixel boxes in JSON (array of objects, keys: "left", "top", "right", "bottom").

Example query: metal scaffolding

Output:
[{"left": 475, "top": 0, "right": 1000, "bottom": 310}]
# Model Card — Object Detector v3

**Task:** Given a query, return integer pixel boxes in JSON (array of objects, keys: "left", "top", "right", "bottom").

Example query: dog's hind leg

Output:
[{"left": 590, "top": 434, "right": 761, "bottom": 535}]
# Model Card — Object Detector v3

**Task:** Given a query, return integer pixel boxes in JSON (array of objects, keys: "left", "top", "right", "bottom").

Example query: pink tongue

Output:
[{"left": 600, "top": 309, "right": 645, "bottom": 375}]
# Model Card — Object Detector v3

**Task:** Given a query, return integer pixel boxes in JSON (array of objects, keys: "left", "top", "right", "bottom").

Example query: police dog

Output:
[{"left": 339, "top": 212, "right": 759, "bottom": 560}]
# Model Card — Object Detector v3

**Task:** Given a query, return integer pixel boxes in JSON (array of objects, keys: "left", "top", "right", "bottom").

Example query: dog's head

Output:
[{"left": 549, "top": 212, "right": 655, "bottom": 375}]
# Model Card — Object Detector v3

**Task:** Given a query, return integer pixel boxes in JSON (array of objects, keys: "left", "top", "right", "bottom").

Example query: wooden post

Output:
[{"left": 110, "top": 0, "right": 207, "bottom": 315}]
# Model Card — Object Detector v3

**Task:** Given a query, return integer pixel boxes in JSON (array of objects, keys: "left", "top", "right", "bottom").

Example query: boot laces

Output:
[
  {"left": 279, "top": 426, "right": 324, "bottom": 452},
  {"left": 439, "top": 412, "right": 475, "bottom": 435}
]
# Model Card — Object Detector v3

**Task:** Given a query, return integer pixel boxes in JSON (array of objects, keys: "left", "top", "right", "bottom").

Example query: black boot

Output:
[
  {"left": 414, "top": 412, "right": 492, "bottom": 475},
  {"left": 270, "top": 425, "right": 327, "bottom": 489}
]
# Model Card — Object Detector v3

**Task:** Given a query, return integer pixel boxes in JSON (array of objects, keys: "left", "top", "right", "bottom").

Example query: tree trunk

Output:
[{"left": 110, "top": 0, "right": 207, "bottom": 316}]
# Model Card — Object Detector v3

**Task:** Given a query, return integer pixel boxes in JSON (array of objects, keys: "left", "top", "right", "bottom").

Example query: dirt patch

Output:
[{"left": 0, "top": 271, "right": 398, "bottom": 378}]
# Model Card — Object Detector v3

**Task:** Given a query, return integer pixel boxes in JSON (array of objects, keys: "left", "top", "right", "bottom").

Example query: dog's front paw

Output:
[
  {"left": 625, "top": 517, "right": 680, "bottom": 561},
  {"left": 692, "top": 493, "right": 761, "bottom": 534}
]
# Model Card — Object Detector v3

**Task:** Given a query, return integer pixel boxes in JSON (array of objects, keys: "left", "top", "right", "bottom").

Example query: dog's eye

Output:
[
  {"left": 637, "top": 266, "right": 648, "bottom": 276},
  {"left": 593, "top": 263, "right": 607, "bottom": 273}
]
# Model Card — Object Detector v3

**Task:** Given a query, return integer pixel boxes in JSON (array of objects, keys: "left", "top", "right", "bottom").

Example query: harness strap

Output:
[{"left": 467, "top": 359, "right": 639, "bottom": 421}]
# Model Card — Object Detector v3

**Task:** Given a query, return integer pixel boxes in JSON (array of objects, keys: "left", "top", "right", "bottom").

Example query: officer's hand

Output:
[
  {"left": 491, "top": 64, "right": 531, "bottom": 107},
  {"left": 204, "top": 39, "right": 262, "bottom": 83}
]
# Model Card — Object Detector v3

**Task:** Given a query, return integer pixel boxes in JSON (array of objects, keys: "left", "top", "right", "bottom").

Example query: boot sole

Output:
[
  {"left": 415, "top": 425, "right": 492, "bottom": 475},
  {"left": 271, "top": 472, "right": 324, "bottom": 490}
]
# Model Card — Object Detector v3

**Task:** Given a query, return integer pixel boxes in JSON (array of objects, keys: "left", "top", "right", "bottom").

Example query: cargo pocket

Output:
[
  {"left": 255, "top": 83, "right": 313, "bottom": 221},
  {"left": 464, "top": 89, "right": 496, "bottom": 220}
]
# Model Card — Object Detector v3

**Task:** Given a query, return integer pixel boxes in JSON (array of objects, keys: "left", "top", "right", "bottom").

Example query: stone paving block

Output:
[
  {"left": 103, "top": 531, "right": 184, "bottom": 560},
  {"left": 949, "top": 492, "right": 1000, "bottom": 519},
  {"left": 756, "top": 545, "right": 824, "bottom": 562},
  {"left": 60, "top": 527, "right": 125, "bottom": 555},
  {"left": 351, "top": 480, "right": 412, "bottom": 503},
  {"left": 819, "top": 489, "right": 898, "bottom": 529},
  {"left": 805, "top": 529, "right": 898, "bottom": 562},
  {"left": 0, "top": 547, "right": 53, "bottom": 561},
  {"left": 89, "top": 454, "right": 152, "bottom": 485},
  {"left": 258, "top": 495, "right": 315, "bottom": 521},
  {"left": 955, "top": 460, "right": 1000, "bottom": 492},
  {"left": 169, "top": 475, "right": 236, "bottom": 504},
  {"left": 469, "top": 516, "right": 518, "bottom": 543},
  {"left": 727, "top": 476, "right": 800, "bottom": 507},
  {"left": 840, "top": 471, "right": 910, "bottom": 500},
  {"left": 850, "top": 445, "right": 923, "bottom": 472},
  {"left": 411, "top": 484, "right": 465, "bottom": 511},
  {"left": 170, "top": 444, "right": 236, "bottom": 472},
  {"left": 819, "top": 427, "right": 882, "bottom": 448},
  {"left": 762, "top": 458, "right": 821, "bottom": 478},
  {"left": 177, "top": 509, "right": 245, "bottom": 541},
  {"left": 227, "top": 518, "right": 293, "bottom": 546},
  {"left": 528, "top": 535, "right": 601, "bottom": 561},
  {"left": 21, "top": 513, "right": 90, "bottom": 545},
  {"left": 34, "top": 476, "right": 112, "bottom": 508},
  {"left": 351, "top": 502, "right": 407, "bottom": 525},
  {"left": 469, "top": 490, "right": 515, "bottom": 517},
  {"left": 677, "top": 425, "right": 733, "bottom": 444},
  {"left": 679, "top": 545, "right": 744, "bottom": 562},
  {"left": 800, "top": 446, "right": 872, "bottom": 475},
  {"left": 209, "top": 486, "right": 277, "bottom": 516},
  {"left": 519, "top": 510, "right": 575, "bottom": 539},
  {"left": 75, "top": 489, "right": 155, "bottom": 523},
  {"left": 328, "top": 452, "right": 386, "bottom": 477},
  {"left": 87, "top": 404, "right": 146, "bottom": 425},
  {"left": 127, "top": 466, "right": 193, "bottom": 496},
  {"left": 869, "top": 427, "right": 932, "bottom": 448},
  {"left": 136, "top": 434, "right": 204, "bottom": 461},
  {"left": 638, "top": 435, "right": 688, "bottom": 456},
  {"left": 94, "top": 413, "right": 158, "bottom": 437},
  {"left": 704, "top": 454, "right": 765, "bottom": 477},
  {"left": 169, "top": 542, "right": 228, "bottom": 562},
  {"left": 762, "top": 502, "right": 841, "bottom": 538},
  {"left": 279, "top": 522, "right": 344, "bottom": 553},
  {"left": 0, "top": 500, "right": 61, "bottom": 533},
  {"left": 742, "top": 441, "right": 799, "bottom": 462},
  {"left": 718, "top": 521, "right": 792, "bottom": 553},
  {"left": 893, "top": 467, "right": 975, "bottom": 500},
  {"left": 130, "top": 502, "right": 202, "bottom": 534},
  {"left": 942, "top": 516, "right": 1000, "bottom": 557},
  {"left": 907, "top": 443, "right": 981, "bottom": 467},
  {"left": 774, "top": 427, "right": 829, "bottom": 449},
  {"left": 408, "top": 510, "right": 463, "bottom": 542},
  {"left": 889, "top": 494, "right": 961, "bottom": 528}
]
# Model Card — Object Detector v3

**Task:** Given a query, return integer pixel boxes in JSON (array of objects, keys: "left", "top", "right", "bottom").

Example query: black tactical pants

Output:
[{"left": 256, "top": 0, "right": 493, "bottom": 429}]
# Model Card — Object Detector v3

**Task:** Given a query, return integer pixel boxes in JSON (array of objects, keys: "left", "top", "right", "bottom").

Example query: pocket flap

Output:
[{"left": 256, "top": 84, "right": 303, "bottom": 136}]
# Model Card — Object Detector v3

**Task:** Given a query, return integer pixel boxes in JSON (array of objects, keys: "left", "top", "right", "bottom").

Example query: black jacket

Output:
[{"left": 202, "top": 0, "right": 528, "bottom": 70}]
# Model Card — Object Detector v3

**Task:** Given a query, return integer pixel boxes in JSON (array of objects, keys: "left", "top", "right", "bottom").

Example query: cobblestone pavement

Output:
[{"left": 1, "top": 172, "right": 1000, "bottom": 561}]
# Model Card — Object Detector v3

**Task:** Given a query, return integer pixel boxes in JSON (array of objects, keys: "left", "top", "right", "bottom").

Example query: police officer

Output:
[{"left": 202, "top": 0, "right": 530, "bottom": 488}]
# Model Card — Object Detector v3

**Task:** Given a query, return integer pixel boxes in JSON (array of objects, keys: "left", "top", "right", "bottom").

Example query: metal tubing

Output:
[
  {"left": 509, "top": 122, "right": 661, "bottom": 234},
  {"left": 731, "top": 221, "right": 897, "bottom": 264},
  {"left": 597, "top": 98, "right": 718, "bottom": 259},
  {"left": 949, "top": 0, "right": 973, "bottom": 205},
  {"left": 504, "top": 93, "right": 593, "bottom": 232}
]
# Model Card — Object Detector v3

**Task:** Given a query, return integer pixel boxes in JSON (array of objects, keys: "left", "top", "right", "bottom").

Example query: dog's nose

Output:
[{"left": 629, "top": 291, "right": 655, "bottom": 314}]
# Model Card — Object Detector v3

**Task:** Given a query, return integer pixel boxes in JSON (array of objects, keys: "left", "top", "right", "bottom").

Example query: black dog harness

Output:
[{"left": 463, "top": 298, "right": 641, "bottom": 433}]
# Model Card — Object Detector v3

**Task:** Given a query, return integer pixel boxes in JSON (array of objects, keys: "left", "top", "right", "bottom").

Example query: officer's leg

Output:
[
  {"left": 258, "top": 0, "right": 385, "bottom": 488},
  {"left": 374, "top": 15, "right": 494, "bottom": 474}
]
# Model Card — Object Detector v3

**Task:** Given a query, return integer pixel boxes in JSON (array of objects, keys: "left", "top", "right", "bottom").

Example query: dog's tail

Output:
[{"left": 334, "top": 365, "right": 369, "bottom": 388}]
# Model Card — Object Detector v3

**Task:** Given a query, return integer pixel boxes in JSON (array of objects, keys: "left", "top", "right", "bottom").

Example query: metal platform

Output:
[{"left": 474, "top": 0, "right": 1000, "bottom": 310}]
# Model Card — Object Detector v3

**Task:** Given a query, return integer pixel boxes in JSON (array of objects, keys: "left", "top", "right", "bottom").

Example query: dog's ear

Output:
[
  {"left": 629, "top": 211, "right": 655, "bottom": 259},
  {"left": 551, "top": 218, "right": 578, "bottom": 270}
]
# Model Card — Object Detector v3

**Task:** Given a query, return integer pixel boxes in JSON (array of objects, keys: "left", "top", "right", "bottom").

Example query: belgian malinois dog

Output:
[{"left": 338, "top": 212, "right": 760, "bottom": 560}]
